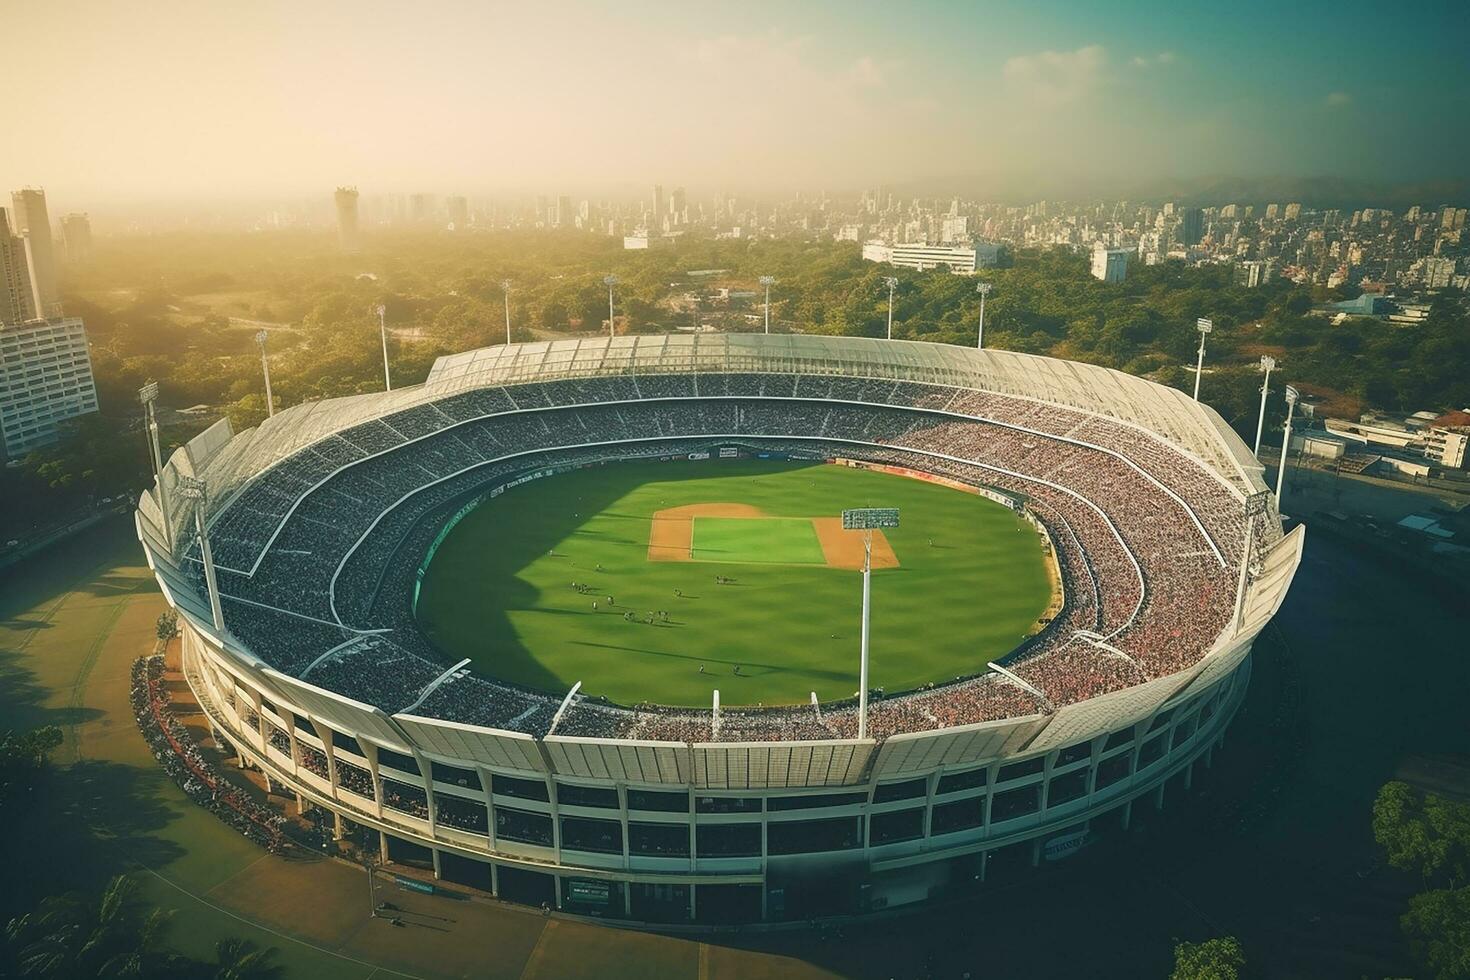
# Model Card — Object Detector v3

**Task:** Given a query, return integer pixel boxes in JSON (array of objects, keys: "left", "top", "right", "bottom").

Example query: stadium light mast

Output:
[
  {"left": 1275, "top": 385, "right": 1299, "bottom": 509},
  {"left": 976, "top": 281, "right": 992, "bottom": 349},
  {"left": 1253, "top": 355, "right": 1276, "bottom": 458},
  {"left": 603, "top": 275, "right": 618, "bottom": 338},
  {"left": 138, "top": 381, "right": 171, "bottom": 548},
  {"left": 882, "top": 276, "right": 898, "bottom": 340},
  {"left": 376, "top": 304, "right": 391, "bottom": 392},
  {"left": 177, "top": 476, "right": 225, "bottom": 633},
  {"left": 500, "top": 280, "right": 513, "bottom": 345},
  {"left": 1192, "top": 318, "right": 1213, "bottom": 401},
  {"left": 759, "top": 276, "right": 777, "bottom": 334},
  {"left": 843, "top": 507, "right": 899, "bottom": 741},
  {"left": 255, "top": 331, "right": 275, "bottom": 417},
  {"left": 1232, "top": 490, "right": 1272, "bottom": 632}
]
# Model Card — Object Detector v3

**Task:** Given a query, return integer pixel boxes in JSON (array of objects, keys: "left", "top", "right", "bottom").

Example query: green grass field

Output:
[
  {"left": 416, "top": 459, "right": 1053, "bottom": 706},
  {"left": 692, "top": 516, "right": 825, "bottom": 564}
]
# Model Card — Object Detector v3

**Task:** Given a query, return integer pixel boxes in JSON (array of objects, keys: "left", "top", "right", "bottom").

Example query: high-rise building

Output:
[
  {"left": 1090, "top": 242, "right": 1129, "bottom": 283},
  {"left": 1283, "top": 202, "right": 1302, "bottom": 220},
  {"left": 334, "top": 187, "right": 360, "bottom": 252},
  {"left": 60, "top": 213, "right": 93, "bottom": 264},
  {"left": 446, "top": 196, "right": 469, "bottom": 230},
  {"left": 556, "top": 195, "right": 573, "bottom": 229},
  {"left": 652, "top": 184, "right": 665, "bottom": 230},
  {"left": 0, "top": 208, "right": 37, "bottom": 323},
  {"left": 0, "top": 317, "right": 99, "bottom": 459},
  {"left": 668, "top": 187, "right": 686, "bottom": 227},
  {"left": 1179, "top": 207, "right": 1204, "bottom": 246},
  {"left": 9, "top": 188, "right": 60, "bottom": 317}
]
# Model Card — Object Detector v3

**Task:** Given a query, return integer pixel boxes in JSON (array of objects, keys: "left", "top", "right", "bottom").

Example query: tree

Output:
[
  {"left": 1401, "top": 887, "right": 1470, "bottom": 980},
  {"left": 1170, "top": 936, "right": 1246, "bottom": 980},
  {"left": 209, "top": 937, "right": 283, "bottom": 980},
  {"left": 1374, "top": 781, "right": 1470, "bottom": 887},
  {"left": 3, "top": 874, "right": 182, "bottom": 978},
  {"left": 156, "top": 611, "right": 180, "bottom": 644}
]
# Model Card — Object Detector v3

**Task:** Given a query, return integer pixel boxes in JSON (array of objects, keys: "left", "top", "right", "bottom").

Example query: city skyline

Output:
[{"left": 5, "top": 0, "right": 1468, "bottom": 208}]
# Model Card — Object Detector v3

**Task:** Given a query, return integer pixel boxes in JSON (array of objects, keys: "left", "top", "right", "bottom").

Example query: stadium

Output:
[{"left": 133, "top": 333, "right": 1303, "bottom": 925}]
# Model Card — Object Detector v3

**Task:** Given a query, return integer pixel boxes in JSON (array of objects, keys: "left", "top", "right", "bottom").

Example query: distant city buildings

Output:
[
  {"left": 0, "top": 208, "right": 36, "bottom": 323},
  {"left": 1091, "top": 243, "right": 1129, "bottom": 283},
  {"left": 445, "top": 195, "right": 469, "bottom": 231},
  {"left": 8, "top": 188, "right": 60, "bottom": 317},
  {"left": 0, "top": 317, "right": 99, "bottom": 459},
  {"left": 861, "top": 242, "right": 990, "bottom": 274},
  {"left": 60, "top": 213, "right": 92, "bottom": 264},
  {"left": 334, "top": 187, "right": 360, "bottom": 252}
]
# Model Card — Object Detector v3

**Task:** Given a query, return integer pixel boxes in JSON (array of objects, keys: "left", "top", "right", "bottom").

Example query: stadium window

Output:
[
  {"left": 1103, "top": 728, "right": 1135, "bottom": 752},
  {"left": 872, "top": 778, "right": 927, "bottom": 804},
  {"left": 381, "top": 779, "right": 429, "bottom": 818},
  {"left": 430, "top": 761, "right": 481, "bottom": 790},
  {"left": 996, "top": 757, "right": 1044, "bottom": 784},
  {"left": 991, "top": 785, "right": 1040, "bottom": 822},
  {"left": 561, "top": 816, "right": 623, "bottom": 854},
  {"left": 494, "top": 806, "right": 553, "bottom": 846},
  {"left": 696, "top": 823, "right": 761, "bottom": 857},
  {"left": 627, "top": 789, "right": 688, "bottom": 813},
  {"left": 292, "top": 713, "right": 313, "bottom": 733},
  {"left": 493, "top": 774, "right": 550, "bottom": 802},
  {"left": 1171, "top": 716, "right": 1198, "bottom": 748},
  {"left": 768, "top": 792, "right": 867, "bottom": 812},
  {"left": 558, "top": 784, "right": 619, "bottom": 809},
  {"left": 696, "top": 796, "right": 761, "bottom": 814},
  {"left": 1056, "top": 741, "right": 1092, "bottom": 767},
  {"left": 869, "top": 807, "right": 925, "bottom": 845},
  {"left": 332, "top": 732, "right": 366, "bottom": 757},
  {"left": 376, "top": 748, "right": 420, "bottom": 776},
  {"left": 767, "top": 817, "right": 862, "bottom": 855},
  {"left": 1046, "top": 769, "right": 1089, "bottom": 807},
  {"left": 1095, "top": 753, "right": 1131, "bottom": 791},
  {"left": 1147, "top": 708, "right": 1176, "bottom": 733},
  {"left": 936, "top": 767, "right": 988, "bottom": 795},
  {"left": 630, "top": 821, "right": 691, "bottom": 857},
  {"left": 1137, "top": 734, "right": 1167, "bottom": 770},
  {"left": 931, "top": 798, "right": 983, "bottom": 835},
  {"left": 433, "top": 793, "right": 488, "bottom": 834}
]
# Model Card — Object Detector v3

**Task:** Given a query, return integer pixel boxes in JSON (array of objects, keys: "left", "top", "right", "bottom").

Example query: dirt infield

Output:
[{"left": 647, "top": 503, "right": 896, "bottom": 570}]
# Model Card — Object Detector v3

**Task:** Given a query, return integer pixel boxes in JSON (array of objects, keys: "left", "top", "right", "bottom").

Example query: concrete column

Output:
[
  {"left": 688, "top": 882, "right": 696, "bottom": 922},
  {"left": 1184, "top": 761, "right": 1194, "bottom": 792},
  {"left": 1121, "top": 799, "right": 1133, "bottom": 831},
  {"left": 490, "top": 862, "right": 500, "bottom": 898},
  {"left": 1030, "top": 838, "right": 1042, "bottom": 867},
  {"left": 333, "top": 811, "right": 345, "bottom": 841},
  {"left": 378, "top": 830, "right": 389, "bottom": 863},
  {"left": 1154, "top": 782, "right": 1166, "bottom": 811},
  {"left": 553, "top": 875, "right": 563, "bottom": 910},
  {"left": 432, "top": 848, "right": 442, "bottom": 880},
  {"left": 978, "top": 850, "right": 989, "bottom": 882}
]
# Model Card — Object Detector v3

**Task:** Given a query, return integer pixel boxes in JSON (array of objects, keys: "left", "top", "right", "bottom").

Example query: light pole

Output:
[
  {"left": 759, "top": 276, "right": 777, "bottom": 334},
  {"left": 1232, "top": 490, "right": 1272, "bottom": 632},
  {"left": 177, "top": 476, "right": 224, "bottom": 632},
  {"left": 138, "top": 381, "right": 170, "bottom": 547},
  {"left": 255, "top": 331, "right": 274, "bottom": 417},
  {"left": 1253, "top": 354, "right": 1276, "bottom": 458},
  {"left": 500, "top": 279, "right": 513, "bottom": 345},
  {"left": 603, "top": 275, "right": 618, "bottom": 338},
  {"left": 1192, "top": 318, "right": 1213, "bottom": 401},
  {"left": 882, "top": 276, "right": 898, "bottom": 340},
  {"left": 376, "top": 304, "right": 391, "bottom": 391},
  {"left": 1275, "top": 385, "right": 1299, "bottom": 509},
  {"left": 842, "top": 507, "right": 899, "bottom": 742},
  {"left": 975, "top": 281, "right": 992, "bottom": 349}
]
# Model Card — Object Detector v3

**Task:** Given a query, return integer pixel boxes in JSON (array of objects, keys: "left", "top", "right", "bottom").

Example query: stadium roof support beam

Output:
[
  {"left": 547, "top": 681, "right": 582, "bottom": 735},
  {"left": 1076, "top": 632, "right": 1148, "bottom": 677},
  {"left": 298, "top": 636, "right": 368, "bottom": 679},
  {"left": 987, "top": 662, "right": 1055, "bottom": 713},
  {"left": 403, "top": 658, "right": 472, "bottom": 715},
  {"left": 711, "top": 690, "right": 722, "bottom": 740}
]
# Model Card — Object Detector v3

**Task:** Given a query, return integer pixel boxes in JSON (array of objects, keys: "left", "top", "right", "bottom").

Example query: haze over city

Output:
[{"left": 6, "top": 0, "right": 1469, "bottom": 216}]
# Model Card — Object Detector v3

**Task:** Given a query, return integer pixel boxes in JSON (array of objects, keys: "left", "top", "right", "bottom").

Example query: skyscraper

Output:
[
  {"left": 9, "top": 188, "right": 59, "bottom": 317},
  {"left": 652, "top": 184, "right": 665, "bottom": 230},
  {"left": 60, "top": 213, "right": 93, "bottom": 264},
  {"left": 0, "top": 317, "right": 99, "bottom": 459},
  {"left": 1179, "top": 207, "right": 1204, "bottom": 247},
  {"left": 0, "top": 208, "right": 37, "bottom": 323},
  {"left": 334, "top": 187, "right": 360, "bottom": 252},
  {"left": 446, "top": 196, "right": 469, "bottom": 230}
]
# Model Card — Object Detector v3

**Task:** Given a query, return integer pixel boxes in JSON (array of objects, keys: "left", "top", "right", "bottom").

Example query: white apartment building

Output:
[
  {"left": 861, "top": 242, "right": 983, "bottom": 274},
  {"left": 1091, "top": 243, "right": 1129, "bottom": 283},
  {"left": 0, "top": 317, "right": 99, "bottom": 459}
]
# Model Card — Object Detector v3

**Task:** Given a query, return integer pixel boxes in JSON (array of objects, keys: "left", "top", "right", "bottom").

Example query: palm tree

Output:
[
  {"left": 210, "top": 937, "right": 282, "bottom": 980},
  {"left": 3, "top": 874, "right": 181, "bottom": 978}
]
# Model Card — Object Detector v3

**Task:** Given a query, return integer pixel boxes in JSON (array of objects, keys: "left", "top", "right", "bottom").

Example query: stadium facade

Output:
[{"left": 134, "top": 334, "right": 1302, "bottom": 924}]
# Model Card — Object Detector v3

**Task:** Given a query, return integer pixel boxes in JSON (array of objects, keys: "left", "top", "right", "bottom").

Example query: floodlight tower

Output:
[
  {"left": 1232, "top": 490, "right": 1272, "bottom": 632},
  {"left": 842, "top": 507, "right": 899, "bottom": 741},
  {"left": 975, "top": 281, "right": 992, "bottom": 349},
  {"left": 882, "top": 276, "right": 898, "bottom": 340},
  {"left": 1253, "top": 355, "right": 1276, "bottom": 458},
  {"left": 138, "top": 381, "right": 171, "bottom": 546},
  {"left": 255, "top": 331, "right": 275, "bottom": 417},
  {"left": 759, "top": 276, "right": 777, "bottom": 334},
  {"left": 1192, "top": 318, "right": 1213, "bottom": 401},
  {"left": 500, "top": 280, "right": 513, "bottom": 345},
  {"left": 376, "top": 304, "right": 391, "bottom": 391},
  {"left": 1275, "top": 385, "right": 1300, "bottom": 508},
  {"left": 603, "top": 275, "right": 618, "bottom": 338},
  {"left": 177, "top": 476, "right": 225, "bottom": 632}
]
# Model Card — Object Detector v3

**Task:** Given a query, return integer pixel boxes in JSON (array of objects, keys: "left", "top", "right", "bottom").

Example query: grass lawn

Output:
[
  {"left": 416, "top": 459, "right": 1053, "bottom": 706},
  {"left": 692, "top": 516, "right": 825, "bottom": 564}
]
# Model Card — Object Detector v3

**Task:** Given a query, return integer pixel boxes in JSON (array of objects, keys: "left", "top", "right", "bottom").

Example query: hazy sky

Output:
[{"left": 5, "top": 0, "right": 1468, "bottom": 205}]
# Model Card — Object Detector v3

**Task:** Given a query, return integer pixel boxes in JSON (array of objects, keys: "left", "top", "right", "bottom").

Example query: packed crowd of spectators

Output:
[
  {"left": 130, "top": 655, "right": 288, "bottom": 851},
  {"left": 179, "top": 370, "right": 1278, "bottom": 745}
]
